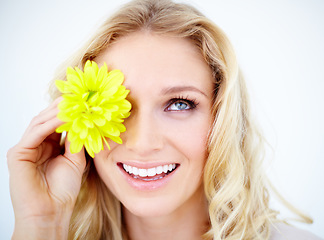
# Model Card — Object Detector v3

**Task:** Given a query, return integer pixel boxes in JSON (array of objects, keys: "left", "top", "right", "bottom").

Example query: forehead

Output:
[{"left": 95, "top": 32, "right": 213, "bottom": 96}]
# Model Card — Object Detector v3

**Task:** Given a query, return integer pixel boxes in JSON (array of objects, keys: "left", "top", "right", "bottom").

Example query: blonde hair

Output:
[{"left": 49, "top": 0, "right": 308, "bottom": 239}]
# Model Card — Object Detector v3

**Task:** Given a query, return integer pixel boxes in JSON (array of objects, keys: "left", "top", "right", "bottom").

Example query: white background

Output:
[{"left": 1, "top": 0, "right": 323, "bottom": 239}]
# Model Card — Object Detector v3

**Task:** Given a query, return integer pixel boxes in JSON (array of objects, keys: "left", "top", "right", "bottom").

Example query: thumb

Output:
[{"left": 63, "top": 134, "right": 87, "bottom": 176}]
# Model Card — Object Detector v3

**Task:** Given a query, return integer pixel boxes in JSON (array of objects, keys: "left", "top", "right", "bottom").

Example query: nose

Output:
[{"left": 123, "top": 108, "right": 163, "bottom": 156}]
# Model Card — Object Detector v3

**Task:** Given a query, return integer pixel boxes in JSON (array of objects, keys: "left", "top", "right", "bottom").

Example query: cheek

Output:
[
  {"left": 92, "top": 143, "right": 119, "bottom": 186},
  {"left": 93, "top": 152, "right": 124, "bottom": 201},
  {"left": 167, "top": 116, "right": 211, "bottom": 162},
  {"left": 92, "top": 136, "right": 122, "bottom": 165},
  {"left": 93, "top": 150, "right": 110, "bottom": 181}
]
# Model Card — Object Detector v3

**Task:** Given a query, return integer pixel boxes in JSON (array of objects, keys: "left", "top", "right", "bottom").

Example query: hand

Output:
[{"left": 7, "top": 97, "right": 87, "bottom": 239}]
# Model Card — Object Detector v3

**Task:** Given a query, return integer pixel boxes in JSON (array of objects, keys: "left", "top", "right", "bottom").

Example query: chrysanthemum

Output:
[{"left": 55, "top": 60, "right": 131, "bottom": 157}]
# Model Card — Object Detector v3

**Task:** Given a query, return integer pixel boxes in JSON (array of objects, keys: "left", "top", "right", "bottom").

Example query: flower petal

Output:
[
  {"left": 93, "top": 115, "right": 106, "bottom": 126},
  {"left": 70, "top": 138, "right": 83, "bottom": 154},
  {"left": 56, "top": 122, "right": 72, "bottom": 133},
  {"left": 55, "top": 60, "right": 132, "bottom": 156},
  {"left": 55, "top": 80, "right": 70, "bottom": 94}
]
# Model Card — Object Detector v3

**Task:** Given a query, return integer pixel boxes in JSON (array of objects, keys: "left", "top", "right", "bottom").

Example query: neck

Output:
[{"left": 123, "top": 185, "right": 210, "bottom": 240}]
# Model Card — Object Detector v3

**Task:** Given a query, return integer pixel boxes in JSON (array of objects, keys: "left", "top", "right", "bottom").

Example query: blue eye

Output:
[
  {"left": 166, "top": 98, "right": 198, "bottom": 111},
  {"left": 169, "top": 101, "right": 189, "bottom": 111}
]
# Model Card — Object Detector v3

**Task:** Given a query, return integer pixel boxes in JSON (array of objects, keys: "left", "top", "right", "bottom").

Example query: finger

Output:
[
  {"left": 31, "top": 139, "right": 62, "bottom": 166},
  {"left": 63, "top": 136, "right": 87, "bottom": 176},
  {"left": 37, "top": 132, "right": 64, "bottom": 165},
  {"left": 25, "top": 97, "right": 62, "bottom": 134},
  {"left": 20, "top": 97, "right": 63, "bottom": 147},
  {"left": 47, "top": 132, "right": 63, "bottom": 144},
  {"left": 37, "top": 97, "right": 62, "bottom": 117},
  {"left": 27, "top": 102, "right": 60, "bottom": 129},
  {"left": 20, "top": 98, "right": 63, "bottom": 144},
  {"left": 19, "top": 116, "right": 63, "bottom": 149}
]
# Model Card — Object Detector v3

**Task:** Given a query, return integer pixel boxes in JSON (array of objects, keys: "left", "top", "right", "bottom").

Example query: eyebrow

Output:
[{"left": 161, "top": 86, "right": 208, "bottom": 97}]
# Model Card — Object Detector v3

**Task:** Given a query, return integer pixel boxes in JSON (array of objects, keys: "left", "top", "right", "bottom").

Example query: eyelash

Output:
[{"left": 165, "top": 96, "right": 199, "bottom": 112}]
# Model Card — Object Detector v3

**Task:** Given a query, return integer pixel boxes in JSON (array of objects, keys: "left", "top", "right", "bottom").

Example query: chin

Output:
[{"left": 121, "top": 194, "right": 183, "bottom": 218}]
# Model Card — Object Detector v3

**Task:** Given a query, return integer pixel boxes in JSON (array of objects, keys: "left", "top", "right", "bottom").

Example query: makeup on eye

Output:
[{"left": 165, "top": 96, "right": 199, "bottom": 112}]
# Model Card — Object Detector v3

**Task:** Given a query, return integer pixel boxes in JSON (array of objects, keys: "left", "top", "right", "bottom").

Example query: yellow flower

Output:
[{"left": 55, "top": 60, "right": 131, "bottom": 157}]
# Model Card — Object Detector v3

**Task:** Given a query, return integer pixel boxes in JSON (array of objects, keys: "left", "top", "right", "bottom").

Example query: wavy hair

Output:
[{"left": 48, "top": 0, "right": 299, "bottom": 239}]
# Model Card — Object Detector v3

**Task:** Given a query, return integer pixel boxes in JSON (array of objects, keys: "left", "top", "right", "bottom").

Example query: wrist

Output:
[{"left": 12, "top": 213, "right": 72, "bottom": 240}]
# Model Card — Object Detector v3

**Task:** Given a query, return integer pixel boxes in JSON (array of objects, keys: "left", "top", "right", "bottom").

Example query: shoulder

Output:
[{"left": 270, "top": 223, "right": 323, "bottom": 240}]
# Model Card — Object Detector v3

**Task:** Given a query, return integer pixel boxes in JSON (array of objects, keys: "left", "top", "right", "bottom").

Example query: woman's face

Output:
[{"left": 94, "top": 31, "right": 214, "bottom": 218}]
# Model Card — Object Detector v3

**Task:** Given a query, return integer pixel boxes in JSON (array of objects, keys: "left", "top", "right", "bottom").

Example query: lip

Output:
[
  {"left": 117, "top": 162, "right": 179, "bottom": 191},
  {"left": 119, "top": 161, "right": 178, "bottom": 169}
]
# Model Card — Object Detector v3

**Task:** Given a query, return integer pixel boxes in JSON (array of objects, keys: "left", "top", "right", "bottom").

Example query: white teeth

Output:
[
  {"left": 147, "top": 168, "right": 156, "bottom": 177},
  {"left": 139, "top": 169, "right": 147, "bottom": 177},
  {"left": 123, "top": 163, "right": 177, "bottom": 178},
  {"left": 133, "top": 167, "right": 139, "bottom": 176},
  {"left": 168, "top": 164, "right": 173, "bottom": 171},
  {"left": 156, "top": 166, "right": 163, "bottom": 174}
]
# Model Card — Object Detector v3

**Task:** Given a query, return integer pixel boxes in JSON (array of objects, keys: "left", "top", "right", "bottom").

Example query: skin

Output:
[
  {"left": 7, "top": 97, "right": 86, "bottom": 239},
  {"left": 7, "top": 31, "right": 214, "bottom": 240},
  {"left": 94, "top": 31, "right": 214, "bottom": 240}
]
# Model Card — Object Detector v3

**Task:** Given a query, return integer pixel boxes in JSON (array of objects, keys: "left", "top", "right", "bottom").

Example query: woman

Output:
[{"left": 7, "top": 0, "right": 320, "bottom": 239}]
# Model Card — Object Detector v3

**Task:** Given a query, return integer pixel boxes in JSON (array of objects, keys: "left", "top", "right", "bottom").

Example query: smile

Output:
[{"left": 120, "top": 163, "right": 179, "bottom": 182}]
